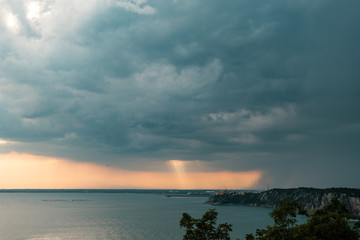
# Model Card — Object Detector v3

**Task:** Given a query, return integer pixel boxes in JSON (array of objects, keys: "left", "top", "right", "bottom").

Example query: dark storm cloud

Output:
[{"left": 1, "top": 0, "right": 359, "bottom": 187}]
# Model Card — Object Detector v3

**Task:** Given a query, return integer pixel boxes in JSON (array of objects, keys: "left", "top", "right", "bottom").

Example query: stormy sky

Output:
[{"left": 0, "top": 0, "right": 359, "bottom": 188}]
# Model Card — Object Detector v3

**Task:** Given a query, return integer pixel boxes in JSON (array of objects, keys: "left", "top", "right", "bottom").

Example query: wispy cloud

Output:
[{"left": 115, "top": 0, "right": 156, "bottom": 15}]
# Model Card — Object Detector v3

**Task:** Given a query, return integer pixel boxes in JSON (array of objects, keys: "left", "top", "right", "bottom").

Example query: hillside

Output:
[{"left": 207, "top": 187, "right": 360, "bottom": 217}]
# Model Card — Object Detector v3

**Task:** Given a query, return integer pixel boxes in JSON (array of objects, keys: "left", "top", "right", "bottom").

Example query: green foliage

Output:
[
  {"left": 270, "top": 200, "right": 308, "bottom": 228},
  {"left": 249, "top": 200, "right": 307, "bottom": 240},
  {"left": 300, "top": 198, "right": 359, "bottom": 240},
  {"left": 181, "top": 199, "right": 360, "bottom": 240},
  {"left": 245, "top": 234, "right": 255, "bottom": 240},
  {"left": 249, "top": 198, "right": 360, "bottom": 240},
  {"left": 180, "top": 208, "right": 233, "bottom": 240}
]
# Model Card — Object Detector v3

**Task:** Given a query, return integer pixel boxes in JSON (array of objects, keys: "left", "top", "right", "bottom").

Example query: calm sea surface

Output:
[{"left": 0, "top": 193, "right": 272, "bottom": 240}]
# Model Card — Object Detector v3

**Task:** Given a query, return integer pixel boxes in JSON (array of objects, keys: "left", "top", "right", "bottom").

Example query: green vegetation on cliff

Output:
[{"left": 207, "top": 187, "right": 360, "bottom": 217}]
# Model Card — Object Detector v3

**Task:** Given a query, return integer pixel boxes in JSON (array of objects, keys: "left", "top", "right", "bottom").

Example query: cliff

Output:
[{"left": 207, "top": 187, "right": 360, "bottom": 217}]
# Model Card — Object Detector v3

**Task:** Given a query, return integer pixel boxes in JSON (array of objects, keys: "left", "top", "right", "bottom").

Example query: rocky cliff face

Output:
[{"left": 207, "top": 187, "right": 360, "bottom": 217}]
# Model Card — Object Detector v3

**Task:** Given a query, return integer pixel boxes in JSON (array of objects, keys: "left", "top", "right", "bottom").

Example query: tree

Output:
[
  {"left": 300, "top": 198, "right": 360, "bottom": 240},
  {"left": 180, "top": 199, "right": 360, "bottom": 240},
  {"left": 250, "top": 200, "right": 307, "bottom": 240},
  {"left": 180, "top": 208, "right": 233, "bottom": 240},
  {"left": 247, "top": 198, "right": 360, "bottom": 240}
]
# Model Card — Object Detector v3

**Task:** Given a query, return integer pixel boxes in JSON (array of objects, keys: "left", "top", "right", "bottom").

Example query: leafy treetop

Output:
[
  {"left": 180, "top": 208, "right": 233, "bottom": 240},
  {"left": 181, "top": 198, "right": 360, "bottom": 240}
]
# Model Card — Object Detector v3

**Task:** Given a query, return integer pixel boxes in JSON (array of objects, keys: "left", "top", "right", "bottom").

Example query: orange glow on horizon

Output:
[{"left": 0, "top": 152, "right": 262, "bottom": 189}]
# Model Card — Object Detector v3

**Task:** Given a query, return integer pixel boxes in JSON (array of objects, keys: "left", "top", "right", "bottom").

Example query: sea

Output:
[{"left": 0, "top": 191, "right": 273, "bottom": 240}]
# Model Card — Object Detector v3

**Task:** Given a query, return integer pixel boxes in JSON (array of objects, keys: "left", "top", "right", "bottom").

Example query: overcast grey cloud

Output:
[{"left": 0, "top": 0, "right": 359, "bottom": 188}]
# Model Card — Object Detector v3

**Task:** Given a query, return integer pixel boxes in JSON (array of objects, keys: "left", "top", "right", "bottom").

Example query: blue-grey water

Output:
[{"left": 0, "top": 193, "right": 273, "bottom": 240}]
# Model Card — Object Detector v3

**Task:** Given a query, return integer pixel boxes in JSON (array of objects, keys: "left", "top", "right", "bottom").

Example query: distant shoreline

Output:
[
  {"left": 0, "top": 189, "right": 219, "bottom": 194},
  {"left": 207, "top": 187, "right": 360, "bottom": 218}
]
